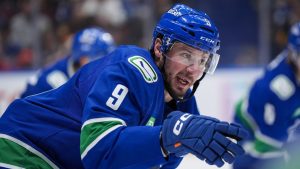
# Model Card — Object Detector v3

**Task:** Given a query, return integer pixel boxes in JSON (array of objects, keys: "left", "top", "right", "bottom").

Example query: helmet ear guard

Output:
[{"left": 160, "top": 35, "right": 174, "bottom": 53}]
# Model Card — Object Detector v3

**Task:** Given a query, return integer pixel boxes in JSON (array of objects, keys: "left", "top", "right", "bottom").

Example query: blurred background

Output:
[
  {"left": 0, "top": 0, "right": 299, "bottom": 70},
  {"left": 0, "top": 0, "right": 299, "bottom": 169}
]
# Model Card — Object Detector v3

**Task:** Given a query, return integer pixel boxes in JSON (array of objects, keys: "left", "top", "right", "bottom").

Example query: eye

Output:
[
  {"left": 181, "top": 53, "right": 192, "bottom": 59},
  {"left": 199, "top": 57, "right": 208, "bottom": 66}
]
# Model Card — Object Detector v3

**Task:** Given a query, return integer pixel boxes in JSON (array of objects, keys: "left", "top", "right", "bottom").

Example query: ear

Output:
[{"left": 153, "top": 38, "right": 164, "bottom": 68}]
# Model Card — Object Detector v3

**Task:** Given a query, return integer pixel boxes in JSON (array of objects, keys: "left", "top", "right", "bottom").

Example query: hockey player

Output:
[
  {"left": 0, "top": 4, "right": 248, "bottom": 169},
  {"left": 233, "top": 22, "right": 300, "bottom": 169},
  {"left": 20, "top": 27, "right": 115, "bottom": 98}
]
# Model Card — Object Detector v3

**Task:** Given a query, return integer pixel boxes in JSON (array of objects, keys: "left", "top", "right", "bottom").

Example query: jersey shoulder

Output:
[
  {"left": 37, "top": 57, "right": 69, "bottom": 88},
  {"left": 259, "top": 54, "right": 297, "bottom": 100},
  {"left": 107, "top": 45, "right": 161, "bottom": 84}
]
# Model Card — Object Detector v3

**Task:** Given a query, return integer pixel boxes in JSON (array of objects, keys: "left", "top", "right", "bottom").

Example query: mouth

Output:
[{"left": 176, "top": 76, "right": 191, "bottom": 89}]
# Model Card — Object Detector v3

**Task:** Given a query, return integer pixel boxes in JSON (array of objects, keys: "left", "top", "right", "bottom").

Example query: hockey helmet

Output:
[
  {"left": 71, "top": 27, "right": 115, "bottom": 62},
  {"left": 152, "top": 4, "right": 220, "bottom": 74},
  {"left": 288, "top": 22, "right": 300, "bottom": 58}
]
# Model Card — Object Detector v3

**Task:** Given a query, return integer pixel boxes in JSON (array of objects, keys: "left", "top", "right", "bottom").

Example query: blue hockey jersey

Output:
[
  {"left": 0, "top": 45, "right": 199, "bottom": 169},
  {"left": 20, "top": 56, "right": 76, "bottom": 98},
  {"left": 234, "top": 50, "right": 300, "bottom": 162}
]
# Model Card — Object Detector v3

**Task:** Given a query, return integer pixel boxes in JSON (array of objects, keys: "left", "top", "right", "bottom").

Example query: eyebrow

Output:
[
  {"left": 174, "top": 43, "right": 207, "bottom": 56},
  {"left": 178, "top": 47, "right": 208, "bottom": 57},
  {"left": 174, "top": 45, "right": 193, "bottom": 53}
]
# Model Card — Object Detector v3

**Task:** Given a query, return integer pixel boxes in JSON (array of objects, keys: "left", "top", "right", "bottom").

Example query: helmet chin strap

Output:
[{"left": 160, "top": 52, "right": 206, "bottom": 102}]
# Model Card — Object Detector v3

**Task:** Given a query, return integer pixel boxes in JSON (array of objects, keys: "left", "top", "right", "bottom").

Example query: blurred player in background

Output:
[
  {"left": 233, "top": 21, "right": 300, "bottom": 169},
  {"left": 0, "top": 4, "right": 248, "bottom": 169},
  {"left": 20, "top": 27, "right": 116, "bottom": 98}
]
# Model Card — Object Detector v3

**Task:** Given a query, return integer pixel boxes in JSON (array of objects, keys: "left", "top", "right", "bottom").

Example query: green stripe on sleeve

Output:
[
  {"left": 80, "top": 118, "right": 126, "bottom": 159},
  {"left": 0, "top": 134, "right": 58, "bottom": 169},
  {"left": 253, "top": 137, "right": 281, "bottom": 153},
  {"left": 235, "top": 99, "right": 283, "bottom": 155},
  {"left": 235, "top": 98, "right": 258, "bottom": 131}
]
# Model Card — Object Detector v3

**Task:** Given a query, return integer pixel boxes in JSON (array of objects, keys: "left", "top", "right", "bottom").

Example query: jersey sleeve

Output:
[
  {"left": 236, "top": 79, "right": 284, "bottom": 155},
  {"left": 80, "top": 62, "right": 167, "bottom": 168},
  {"left": 246, "top": 80, "right": 269, "bottom": 132}
]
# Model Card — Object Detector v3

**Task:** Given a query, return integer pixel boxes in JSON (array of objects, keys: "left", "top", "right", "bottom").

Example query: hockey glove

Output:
[{"left": 161, "top": 111, "right": 248, "bottom": 167}]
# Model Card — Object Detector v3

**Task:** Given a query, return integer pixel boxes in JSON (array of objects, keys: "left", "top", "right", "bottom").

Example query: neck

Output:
[
  {"left": 164, "top": 89, "right": 173, "bottom": 102},
  {"left": 164, "top": 90, "right": 173, "bottom": 102}
]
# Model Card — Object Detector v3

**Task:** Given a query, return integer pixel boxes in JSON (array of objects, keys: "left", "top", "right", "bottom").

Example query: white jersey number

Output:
[{"left": 106, "top": 84, "right": 128, "bottom": 110}]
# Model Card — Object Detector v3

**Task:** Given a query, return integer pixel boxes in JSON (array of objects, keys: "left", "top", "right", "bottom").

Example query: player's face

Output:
[{"left": 164, "top": 42, "right": 207, "bottom": 97}]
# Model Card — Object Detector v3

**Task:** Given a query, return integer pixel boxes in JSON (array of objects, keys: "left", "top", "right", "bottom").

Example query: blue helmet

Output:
[
  {"left": 288, "top": 22, "right": 300, "bottom": 57},
  {"left": 71, "top": 27, "right": 115, "bottom": 62},
  {"left": 152, "top": 4, "right": 220, "bottom": 74}
]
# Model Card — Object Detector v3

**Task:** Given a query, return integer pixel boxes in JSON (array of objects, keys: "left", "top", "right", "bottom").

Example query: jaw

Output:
[
  {"left": 170, "top": 79, "right": 190, "bottom": 98},
  {"left": 175, "top": 74, "right": 193, "bottom": 91},
  {"left": 164, "top": 78, "right": 187, "bottom": 101},
  {"left": 164, "top": 73, "right": 193, "bottom": 98}
]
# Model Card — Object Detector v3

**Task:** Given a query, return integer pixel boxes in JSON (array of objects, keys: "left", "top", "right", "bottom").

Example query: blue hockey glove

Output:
[{"left": 161, "top": 111, "right": 248, "bottom": 167}]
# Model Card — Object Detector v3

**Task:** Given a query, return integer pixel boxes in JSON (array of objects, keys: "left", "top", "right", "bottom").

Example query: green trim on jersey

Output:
[
  {"left": 0, "top": 134, "right": 58, "bottom": 169},
  {"left": 235, "top": 99, "right": 283, "bottom": 155},
  {"left": 235, "top": 99, "right": 257, "bottom": 131},
  {"left": 253, "top": 137, "right": 281, "bottom": 153},
  {"left": 146, "top": 116, "right": 156, "bottom": 126},
  {"left": 80, "top": 118, "right": 126, "bottom": 159}
]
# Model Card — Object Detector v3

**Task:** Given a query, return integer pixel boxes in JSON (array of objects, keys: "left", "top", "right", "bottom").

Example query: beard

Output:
[{"left": 165, "top": 72, "right": 192, "bottom": 98}]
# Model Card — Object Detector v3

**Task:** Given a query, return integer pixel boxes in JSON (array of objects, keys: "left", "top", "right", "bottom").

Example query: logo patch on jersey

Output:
[
  {"left": 270, "top": 75, "right": 295, "bottom": 100},
  {"left": 146, "top": 116, "right": 156, "bottom": 126},
  {"left": 128, "top": 56, "right": 158, "bottom": 83}
]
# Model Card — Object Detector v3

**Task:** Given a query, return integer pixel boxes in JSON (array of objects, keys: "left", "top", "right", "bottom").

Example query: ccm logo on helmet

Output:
[
  {"left": 173, "top": 113, "right": 192, "bottom": 136},
  {"left": 200, "top": 36, "right": 215, "bottom": 44}
]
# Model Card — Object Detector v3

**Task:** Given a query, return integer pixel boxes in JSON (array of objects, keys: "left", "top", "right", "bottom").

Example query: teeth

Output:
[{"left": 178, "top": 77, "right": 188, "bottom": 85}]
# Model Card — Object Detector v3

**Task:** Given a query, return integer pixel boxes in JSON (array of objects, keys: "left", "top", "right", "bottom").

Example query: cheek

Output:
[
  {"left": 195, "top": 71, "right": 203, "bottom": 78},
  {"left": 165, "top": 64, "right": 180, "bottom": 78},
  {"left": 167, "top": 61, "right": 185, "bottom": 72}
]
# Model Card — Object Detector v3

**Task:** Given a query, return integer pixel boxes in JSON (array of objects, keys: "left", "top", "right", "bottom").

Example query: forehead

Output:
[{"left": 171, "top": 42, "right": 207, "bottom": 55}]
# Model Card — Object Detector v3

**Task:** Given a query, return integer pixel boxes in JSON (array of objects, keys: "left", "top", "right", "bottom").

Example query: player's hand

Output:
[{"left": 161, "top": 111, "right": 248, "bottom": 167}]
